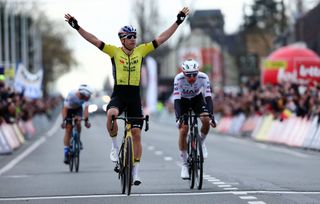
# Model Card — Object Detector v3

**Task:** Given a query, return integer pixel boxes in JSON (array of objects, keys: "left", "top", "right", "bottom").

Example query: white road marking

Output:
[
  {"left": 218, "top": 185, "right": 232, "bottom": 188},
  {"left": 233, "top": 192, "right": 247, "bottom": 195},
  {"left": 213, "top": 182, "right": 225, "bottom": 185},
  {"left": 0, "top": 137, "right": 46, "bottom": 176},
  {"left": 239, "top": 196, "right": 257, "bottom": 200},
  {"left": 0, "top": 117, "right": 60, "bottom": 176},
  {"left": 155, "top": 151, "right": 163, "bottom": 155},
  {"left": 224, "top": 187, "right": 239, "bottom": 190},
  {"left": 147, "top": 146, "right": 155, "bottom": 150},
  {"left": 208, "top": 178, "right": 220, "bottom": 182},
  {"left": 1, "top": 191, "right": 320, "bottom": 201},
  {"left": 164, "top": 156, "right": 173, "bottom": 161}
]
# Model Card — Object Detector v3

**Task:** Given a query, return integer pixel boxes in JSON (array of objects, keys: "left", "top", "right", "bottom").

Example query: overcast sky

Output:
[{"left": 24, "top": 0, "right": 318, "bottom": 95}]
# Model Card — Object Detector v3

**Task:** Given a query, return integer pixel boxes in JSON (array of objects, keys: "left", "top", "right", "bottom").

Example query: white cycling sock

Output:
[
  {"left": 133, "top": 162, "right": 139, "bottom": 176},
  {"left": 111, "top": 137, "right": 118, "bottom": 149},
  {"left": 180, "top": 150, "right": 188, "bottom": 165},
  {"left": 200, "top": 133, "right": 207, "bottom": 142}
]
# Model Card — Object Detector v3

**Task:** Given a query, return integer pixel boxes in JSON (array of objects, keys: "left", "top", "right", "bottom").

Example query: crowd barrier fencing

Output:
[
  {"left": 0, "top": 112, "right": 59, "bottom": 155},
  {"left": 215, "top": 114, "right": 320, "bottom": 150}
]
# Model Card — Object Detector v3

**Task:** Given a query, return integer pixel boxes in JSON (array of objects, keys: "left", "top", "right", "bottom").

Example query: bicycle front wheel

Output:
[
  {"left": 195, "top": 135, "right": 203, "bottom": 190},
  {"left": 69, "top": 139, "right": 74, "bottom": 172},
  {"left": 188, "top": 133, "right": 195, "bottom": 189},
  {"left": 125, "top": 137, "right": 133, "bottom": 195}
]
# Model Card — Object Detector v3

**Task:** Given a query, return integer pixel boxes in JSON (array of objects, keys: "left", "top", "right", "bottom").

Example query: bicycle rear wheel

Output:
[
  {"left": 195, "top": 135, "right": 203, "bottom": 190},
  {"left": 188, "top": 133, "right": 195, "bottom": 189},
  {"left": 74, "top": 139, "right": 80, "bottom": 172},
  {"left": 125, "top": 137, "right": 133, "bottom": 195}
]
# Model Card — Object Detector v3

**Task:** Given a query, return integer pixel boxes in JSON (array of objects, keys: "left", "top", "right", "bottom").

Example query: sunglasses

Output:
[
  {"left": 184, "top": 72, "right": 198, "bottom": 78},
  {"left": 125, "top": 35, "right": 137, "bottom": 39}
]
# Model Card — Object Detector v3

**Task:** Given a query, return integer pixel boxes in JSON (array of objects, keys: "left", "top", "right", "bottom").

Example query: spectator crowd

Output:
[{"left": 0, "top": 79, "right": 62, "bottom": 126}]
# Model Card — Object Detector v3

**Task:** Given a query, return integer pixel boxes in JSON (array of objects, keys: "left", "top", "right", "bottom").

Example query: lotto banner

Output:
[{"left": 261, "top": 45, "right": 320, "bottom": 85}]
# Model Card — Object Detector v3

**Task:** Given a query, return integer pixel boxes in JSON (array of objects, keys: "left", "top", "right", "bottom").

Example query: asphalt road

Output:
[{"left": 0, "top": 114, "right": 320, "bottom": 204}]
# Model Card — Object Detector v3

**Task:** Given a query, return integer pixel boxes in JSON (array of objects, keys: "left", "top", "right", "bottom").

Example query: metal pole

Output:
[
  {"left": 4, "top": 3, "right": 10, "bottom": 69},
  {"left": 10, "top": 2, "right": 16, "bottom": 70},
  {"left": 0, "top": 3, "right": 3, "bottom": 66}
]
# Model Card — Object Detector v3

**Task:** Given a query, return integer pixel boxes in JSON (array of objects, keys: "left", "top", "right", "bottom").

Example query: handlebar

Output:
[
  {"left": 111, "top": 115, "right": 149, "bottom": 132},
  {"left": 178, "top": 113, "right": 212, "bottom": 120}
]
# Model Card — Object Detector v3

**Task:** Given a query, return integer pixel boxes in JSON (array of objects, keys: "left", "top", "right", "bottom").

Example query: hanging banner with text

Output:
[{"left": 14, "top": 63, "right": 43, "bottom": 99}]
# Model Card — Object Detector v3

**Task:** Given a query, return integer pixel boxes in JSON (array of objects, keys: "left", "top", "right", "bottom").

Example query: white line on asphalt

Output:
[
  {"left": 0, "top": 137, "right": 46, "bottom": 176},
  {"left": 213, "top": 182, "right": 225, "bottom": 185},
  {"left": 0, "top": 117, "right": 60, "bottom": 176},
  {"left": 224, "top": 187, "right": 239, "bottom": 190},
  {"left": 218, "top": 185, "right": 232, "bottom": 188},
  {"left": 233, "top": 192, "right": 247, "bottom": 195},
  {"left": 147, "top": 146, "right": 155, "bottom": 150},
  {"left": 164, "top": 156, "right": 173, "bottom": 161},
  {"left": 239, "top": 196, "right": 257, "bottom": 200},
  {"left": 1, "top": 191, "right": 320, "bottom": 201},
  {"left": 208, "top": 179, "right": 220, "bottom": 182},
  {"left": 155, "top": 151, "right": 163, "bottom": 155}
]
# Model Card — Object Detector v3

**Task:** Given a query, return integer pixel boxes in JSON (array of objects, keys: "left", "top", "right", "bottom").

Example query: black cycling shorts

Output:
[
  {"left": 180, "top": 93, "right": 209, "bottom": 125},
  {"left": 107, "top": 94, "right": 143, "bottom": 129},
  {"left": 66, "top": 107, "right": 83, "bottom": 124}
]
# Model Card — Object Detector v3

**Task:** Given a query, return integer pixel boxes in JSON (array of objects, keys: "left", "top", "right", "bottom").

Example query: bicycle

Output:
[
  {"left": 180, "top": 111, "right": 211, "bottom": 190},
  {"left": 111, "top": 113, "right": 149, "bottom": 196},
  {"left": 67, "top": 117, "right": 87, "bottom": 173}
]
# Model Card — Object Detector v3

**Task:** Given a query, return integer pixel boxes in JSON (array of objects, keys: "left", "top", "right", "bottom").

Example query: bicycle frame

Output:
[
  {"left": 68, "top": 117, "right": 84, "bottom": 173},
  {"left": 182, "top": 111, "right": 211, "bottom": 190},
  {"left": 111, "top": 113, "right": 149, "bottom": 196}
]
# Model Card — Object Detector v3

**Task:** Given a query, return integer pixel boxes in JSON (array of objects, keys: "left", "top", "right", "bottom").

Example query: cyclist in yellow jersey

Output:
[{"left": 65, "top": 7, "right": 189, "bottom": 185}]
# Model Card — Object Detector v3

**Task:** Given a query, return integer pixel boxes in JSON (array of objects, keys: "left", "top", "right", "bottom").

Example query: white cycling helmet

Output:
[
  {"left": 78, "top": 84, "right": 93, "bottom": 98},
  {"left": 181, "top": 59, "right": 199, "bottom": 73}
]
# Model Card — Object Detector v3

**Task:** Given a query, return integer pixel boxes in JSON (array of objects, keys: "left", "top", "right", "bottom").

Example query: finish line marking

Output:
[{"left": 1, "top": 191, "right": 320, "bottom": 201}]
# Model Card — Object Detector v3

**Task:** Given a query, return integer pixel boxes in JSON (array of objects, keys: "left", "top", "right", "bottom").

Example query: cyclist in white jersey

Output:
[
  {"left": 61, "top": 84, "right": 93, "bottom": 164},
  {"left": 173, "top": 59, "right": 216, "bottom": 179}
]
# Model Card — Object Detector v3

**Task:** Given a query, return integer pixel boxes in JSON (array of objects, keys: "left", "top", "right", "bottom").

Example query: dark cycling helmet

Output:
[
  {"left": 181, "top": 59, "right": 199, "bottom": 73},
  {"left": 118, "top": 25, "right": 137, "bottom": 39},
  {"left": 78, "top": 84, "right": 93, "bottom": 98}
]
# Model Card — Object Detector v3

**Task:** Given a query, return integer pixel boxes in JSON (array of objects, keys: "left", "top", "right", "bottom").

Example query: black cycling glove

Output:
[
  {"left": 68, "top": 17, "right": 80, "bottom": 30},
  {"left": 176, "top": 11, "right": 186, "bottom": 25}
]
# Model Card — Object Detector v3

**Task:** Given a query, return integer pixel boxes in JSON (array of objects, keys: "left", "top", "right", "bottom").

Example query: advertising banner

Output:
[{"left": 14, "top": 63, "right": 43, "bottom": 99}]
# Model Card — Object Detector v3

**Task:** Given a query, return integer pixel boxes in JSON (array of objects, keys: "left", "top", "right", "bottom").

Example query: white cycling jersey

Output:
[
  {"left": 173, "top": 72, "right": 212, "bottom": 100},
  {"left": 64, "top": 90, "right": 89, "bottom": 109}
]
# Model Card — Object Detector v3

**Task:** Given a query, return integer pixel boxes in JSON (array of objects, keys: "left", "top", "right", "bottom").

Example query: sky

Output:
[{"left": 23, "top": 0, "right": 318, "bottom": 96}]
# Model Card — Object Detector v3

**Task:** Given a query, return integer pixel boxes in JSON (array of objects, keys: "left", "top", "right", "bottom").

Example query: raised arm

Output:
[
  {"left": 64, "top": 13, "right": 103, "bottom": 48},
  {"left": 155, "top": 7, "right": 189, "bottom": 47}
]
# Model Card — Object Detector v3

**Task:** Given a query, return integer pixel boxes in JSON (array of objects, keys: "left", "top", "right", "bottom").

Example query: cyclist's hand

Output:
[
  {"left": 176, "top": 119, "right": 182, "bottom": 129},
  {"left": 176, "top": 7, "right": 189, "bottom": 25},
  {"left": 64, "top": 14, "right": 80, "bottom": 30},
  {"left": 210, "top": 116, "right": 217, "bottom": 128},
  {"left": 61, "top": 121, "right": 66, "bottom": 129},
  {"left": 85, "top": 121, "right": 91, "bottom": 128}
]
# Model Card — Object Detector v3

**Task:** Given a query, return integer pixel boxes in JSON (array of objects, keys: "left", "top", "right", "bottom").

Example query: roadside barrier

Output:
[
  {"left": 0, "top": 128, "right": 12, "bottom": 154},
  {"left": 0, "top": 106, "right": 60, "bottom": 155},
  {"left": 215, "top": 114, "right": 320, "bottom": 150}
]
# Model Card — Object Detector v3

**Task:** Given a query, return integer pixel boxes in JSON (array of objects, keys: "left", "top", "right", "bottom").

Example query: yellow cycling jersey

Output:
[{"left": 101, "top": 42, "right": 156, "bottom": 86}]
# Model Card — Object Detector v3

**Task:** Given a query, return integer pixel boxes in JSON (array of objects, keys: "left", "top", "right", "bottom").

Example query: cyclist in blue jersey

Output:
[{"left": 61, "top": 84, "right": 93, "bottom": 164}]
